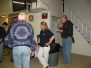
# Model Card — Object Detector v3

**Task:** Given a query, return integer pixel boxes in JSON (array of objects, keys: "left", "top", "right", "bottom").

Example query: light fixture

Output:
[
  {"left": 12, "top": 1, "right": 25, "bottom": 5},
  {"left": 1, "top": 15, "right": 6, "bottom": 18}
]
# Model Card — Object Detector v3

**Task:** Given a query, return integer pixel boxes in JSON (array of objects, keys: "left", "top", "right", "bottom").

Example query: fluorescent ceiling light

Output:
[
  {"left": 13, "top": 1, "right": 25, "bottom": 5},
  {"left": 1, "top": 16, "right": 6, "bottom": 18}
]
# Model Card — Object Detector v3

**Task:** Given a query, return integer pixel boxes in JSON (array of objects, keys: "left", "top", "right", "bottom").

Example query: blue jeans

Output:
[
  {"left": 0, "top": 43, "right": 4, "bottom": 61},
  {"left": 62, "top": 37, "right": 72, "bottom": 64},
  {"left": 13, "top": 46, "right": 31, "bottom": 68}
]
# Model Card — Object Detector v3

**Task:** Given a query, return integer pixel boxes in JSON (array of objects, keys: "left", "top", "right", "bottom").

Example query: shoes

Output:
[
  {"left": 10, "top": 59, "right": 14, "bottom": 63},
  {"left": 43, "top": 66, "right": 48, "bottom": 68},
  {"left": 64, "top": 64, "right": 70, "bottom": 68},
  {"left": 45, "top": 66, "right": 48, "bottom": 68}
]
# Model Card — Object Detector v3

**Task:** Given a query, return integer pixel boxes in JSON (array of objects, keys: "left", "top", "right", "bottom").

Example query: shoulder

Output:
[
  {"left": 27, "top": 23, "right": 33, "bottom": 28},
  {"left": 67, "top": 20, "right": 73, "bottom": 26},
  {"left": 0, "top": 26, "right": 3, "bottom": 29},
  {"left": 0, "top": 26, "right": 5, "bottom": 30},
  {"left": 0, "top": 26, "right": 2, "bottom": 28},
  {"left": 11, "top": 22, "right": 32, "bottom": 28},
  {"left": 11, "top": 23, "right": 18, "bottom": 28},
  {"left": 46, "top": 29, "right": 51, "bottom": 32},
  {"left": 46, "top": 29, "right": 53, "bottom": 34}
]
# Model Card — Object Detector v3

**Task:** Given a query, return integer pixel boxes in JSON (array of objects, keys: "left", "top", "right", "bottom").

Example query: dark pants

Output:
[
  {"left": 10, "top": 49, "right": 13, "bottom": 62},
  {"left": 0, "top": 43, "right": 4, "bottom": 62}
]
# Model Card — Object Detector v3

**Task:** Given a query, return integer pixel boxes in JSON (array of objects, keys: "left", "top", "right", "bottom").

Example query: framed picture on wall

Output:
[
  {"left": 42, "top": 13, "right": 48, "bottom": 19},
  {"left": 29, "top": 15, "right": 34, "bottom": 22}
]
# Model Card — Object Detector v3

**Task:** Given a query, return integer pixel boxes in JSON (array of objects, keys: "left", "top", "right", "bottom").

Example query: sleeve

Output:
[
  {"left": 28, "top": 24, "right": 36, "bottom": 51},
  {"left": 2, "top": 28, "right": 6, "bottom": 37},
  {"left": 38, "top": 30, "right": 42, "bottom": 38},
  {"left": 6, "top": 26, "right": 14, "bottom": 48},
  {"left": 7, "top": 26, "right": 11, "bottom": 34},
  {"left": 47, "top": 29, "right": 54, "bottom": 38}
]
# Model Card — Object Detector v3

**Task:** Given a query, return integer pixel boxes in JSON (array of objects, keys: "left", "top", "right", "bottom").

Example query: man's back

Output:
[{"left": 7, "top": 22, "right": 35, "bottom": 50}]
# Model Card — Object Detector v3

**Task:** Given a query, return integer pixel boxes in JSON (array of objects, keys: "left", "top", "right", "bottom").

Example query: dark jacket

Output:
[
  {"left": 0, "top": 26, "right": 6, "bottom": 42},
  {"left": 61, "top": 20, "right": 75, "bottom": 43}
]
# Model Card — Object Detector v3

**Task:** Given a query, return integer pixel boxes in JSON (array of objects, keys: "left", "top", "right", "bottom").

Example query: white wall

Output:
[
  {"left": 41, "top": 0, "right": 63, "bottom": 17},
  {"left": 65, "top": 0, "right": 91, "bottom": 29},
  {"left": 28, "top": 11, "right": 51, "bottom": 39},
  {"left": 72, "top": 28, "right": 91, "bottom": 56}
]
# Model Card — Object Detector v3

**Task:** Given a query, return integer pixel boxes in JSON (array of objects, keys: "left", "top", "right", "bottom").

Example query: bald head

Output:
[{"left": 61, "top": 15, "right": 68, "bottom": 24}]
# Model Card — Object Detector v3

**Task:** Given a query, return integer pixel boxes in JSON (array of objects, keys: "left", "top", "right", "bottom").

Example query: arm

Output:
[
  {"left": 57, "top": 21, "right": 73, "bottom": 35},
  {"left": 6, "top": 26, "right": 14, "bottom": 48},
  {"left": 28, "top": 24, "right": 37, "bottom": 57},
  {"left": 36, "top": 35, "right": 40, "bottom": 45},
  {"left": 45, "top": 30, "right": 55, "bottom": 46},
  {"left": 30, "top": 31, "right": 36, "bottom": 57},
  {"left": 46, "top": 35, "right": 55, "bottom": 46},
  {"left": 49, "top": 35, "right": 55, "bottom": 44},
  {"left": 2, "top": 28, "right": 6, "bottom": 37},
  {"left": 28, "top": 24, "right": 36, "bottom": 51},
  {"left": 57, "top": 28, "right": 63, "bottom": 33},
  {"left": 0, "top": 27, "right": 6, "bottom": 42}
]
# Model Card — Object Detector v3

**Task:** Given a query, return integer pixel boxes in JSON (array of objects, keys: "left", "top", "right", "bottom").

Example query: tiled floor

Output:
[{"left": 0, "top": 48, "right": 91, "bottom": 68}]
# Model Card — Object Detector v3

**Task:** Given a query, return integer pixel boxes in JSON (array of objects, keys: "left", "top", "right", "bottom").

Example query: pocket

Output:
[{"left": 24, "top": 47, "right": 31, "bottom": 55}]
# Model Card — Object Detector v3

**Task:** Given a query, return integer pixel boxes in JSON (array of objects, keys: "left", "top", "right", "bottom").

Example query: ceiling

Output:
[{"left": 12, "top": 0, "right": 37, "bottom": 3}]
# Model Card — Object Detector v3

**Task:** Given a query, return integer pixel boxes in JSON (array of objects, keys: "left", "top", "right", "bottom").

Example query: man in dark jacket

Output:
[
  {"left": 57, "top": 15, "right": 74, "bottom": 68},
  {"left": 0, "top": 22, "right": 7, "bottom": 63}
]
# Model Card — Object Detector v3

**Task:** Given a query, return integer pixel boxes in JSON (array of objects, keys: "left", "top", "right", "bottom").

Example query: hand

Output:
[
  {"left": 0, "top": 38, "right": 2, "bottom": 42},
  {"left": 36, "top": 42, "right": 39, "bottom": 46},
  {"left": 57, "top": 29, "right": 63, "bottom": 33},
  {"left": 60, "top": 29, "right": 63, "bottom": 33},
  {"left": 31, "top": 51, "right": 35, "bottom": 57},
  {"left": 57, "top": 29, "right": 60, "bottom": 32},
  {"left": 45, "top": 43, "right": 50, "bottom": 47}
]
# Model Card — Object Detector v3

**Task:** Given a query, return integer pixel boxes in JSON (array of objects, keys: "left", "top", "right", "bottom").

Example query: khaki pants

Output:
[{"left": 37, "top": 46, "right": 50, "bottom": 68}]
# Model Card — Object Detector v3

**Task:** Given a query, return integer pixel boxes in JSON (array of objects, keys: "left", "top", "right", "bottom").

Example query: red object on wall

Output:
[{"left": 42, "top": 13, "right": 48, "bottom": 19}]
